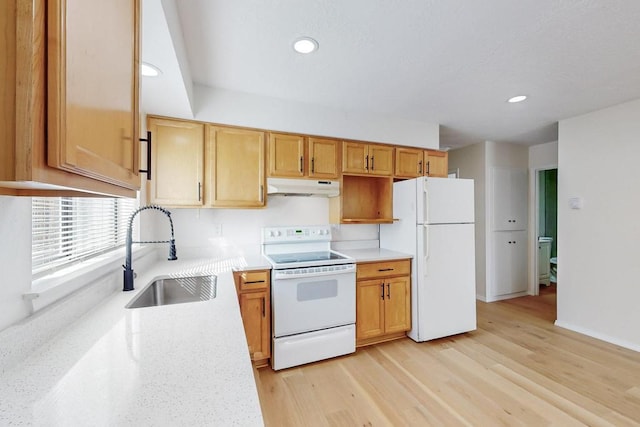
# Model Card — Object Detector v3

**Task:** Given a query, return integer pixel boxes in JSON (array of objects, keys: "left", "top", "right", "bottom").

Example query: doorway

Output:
[{"left": 534, "top": 168, "right": 558, "bottom": 296}]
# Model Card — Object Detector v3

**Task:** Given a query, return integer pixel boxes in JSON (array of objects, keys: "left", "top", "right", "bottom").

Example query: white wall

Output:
[
  {"left": 192, "top": 85, "right": 440, "bottom": 149},
  {"left": 528, "top": 141, "right": 558, "bottom": 295},
  {"left": 142, "top": 196, "right": 379, "bottom": 258},
  {"left": 449, "top": 142, "right": 488, "bottom": 299},
  {"left": 556, "top": 98, "right": 640, "bottom": 351},
  {"left": 0, "top": 197, "right": 32, "bottom": 331}
]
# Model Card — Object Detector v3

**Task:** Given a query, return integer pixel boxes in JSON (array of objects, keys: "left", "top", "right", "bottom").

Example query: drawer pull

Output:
[
  {"left": 243, "top": 280, "right": 265, "bottom": 285},
  {"left": 378, "top": 268, "right": 394, "bottom": 272}
]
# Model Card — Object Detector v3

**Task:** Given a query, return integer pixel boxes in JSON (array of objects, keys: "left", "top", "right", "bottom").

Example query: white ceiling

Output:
[{"left": 141, "top": 0, "right": 640, "bottom": 149}]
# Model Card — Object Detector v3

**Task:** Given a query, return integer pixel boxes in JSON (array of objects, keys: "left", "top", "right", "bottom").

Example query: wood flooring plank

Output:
[{"left": 255, "top": 289, "right": 640, "bottom": 426}]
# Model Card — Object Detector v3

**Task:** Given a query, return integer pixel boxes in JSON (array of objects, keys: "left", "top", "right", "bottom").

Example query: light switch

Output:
[{"left": 569, "top": 197, "right": 584, "bottom": 209}]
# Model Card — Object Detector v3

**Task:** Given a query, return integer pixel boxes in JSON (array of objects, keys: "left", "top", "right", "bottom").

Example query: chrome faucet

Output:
[{"left": 123, "top": 205, "right": 177, "bottom": 291}]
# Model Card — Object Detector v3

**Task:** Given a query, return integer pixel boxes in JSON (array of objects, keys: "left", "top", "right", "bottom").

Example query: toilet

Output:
[
  {"left": 538, "top": 237, "right": 553, "bottom": 286},
  {"left": 550, "top": 256, "right": 558, "bottom": 283}
]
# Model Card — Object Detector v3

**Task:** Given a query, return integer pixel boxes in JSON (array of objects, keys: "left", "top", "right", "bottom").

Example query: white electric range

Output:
[{"left": 262, "top": 226, "right": 356, "bottom": 370}]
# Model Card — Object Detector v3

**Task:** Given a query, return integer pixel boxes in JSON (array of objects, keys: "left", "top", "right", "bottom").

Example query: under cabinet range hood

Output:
[{"left": 266, "top": 178, "right": 340, "bottom": 197}]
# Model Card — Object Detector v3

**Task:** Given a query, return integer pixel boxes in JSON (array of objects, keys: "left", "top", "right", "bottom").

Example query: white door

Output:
[
  {"left": 413, "top": 223, "right": 476, "bottom": 341},
  {"left": 419, "top": 177, "right": 475, "bottom": 225}
]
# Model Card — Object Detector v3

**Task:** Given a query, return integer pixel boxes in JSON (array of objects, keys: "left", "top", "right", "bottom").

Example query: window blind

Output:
[{"left": 32, "top": 197, "right": 136, "bottom": 277}]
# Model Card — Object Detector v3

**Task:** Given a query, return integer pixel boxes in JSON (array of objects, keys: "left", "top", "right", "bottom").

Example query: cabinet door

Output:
[
  {"left": 511, "top": 231, "right": 528, "bottom": 293},
  {"left": 342, "top": 141, "right": 368, "bottom": 174},
  {"left": 207, "top": 126, "right": 265, "bottom": 207},
  {"left": 239, "top": 291, "right": 270, "bottom": 360},
  {"left": 148, "top": 118, "right": 204, "bottom": 206},
  {"left": 308, "top": 137, "right": 339, "bottom": 179},
  {"left": 47, "top": 0, "right": 140, "bottom": 190},
  {"left": 510, "top": 169, "right": 528, "bottom": 229},
  {"left": 268, "top": 133, "right": 305, "bottom": 177},
  {"left": 395, "top": 147, "right": 422, "bottom": 178},
  {"left": 424, "top": 150, "right": 448, "bottom": 177},
  {"left": 356, "top": 279, "right": 385, "bottom": 340},
  {"left": 369, "top": 145, "right": 394, "bottom": 176},
  {"left": 383, "top": 276, "right": 411, "bottom": 334},
  {"left": 493, "top": 231, "right": 527, "bottom": 296},
  {"left": 493, "top": 167, "right": 527, "bottom": 231}
]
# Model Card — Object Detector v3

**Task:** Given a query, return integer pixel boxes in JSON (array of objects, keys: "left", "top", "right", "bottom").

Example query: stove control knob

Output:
[
  {"left": 276, "top": 230, "right": 282, "bottom": 237},
  {"left": 268, "top": 231, "right": 275, "bottom": 237}
]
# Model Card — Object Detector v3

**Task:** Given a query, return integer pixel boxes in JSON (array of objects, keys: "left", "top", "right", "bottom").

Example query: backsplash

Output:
[{"left": 141, "top": 196, "right": 379, "bottom": 256}]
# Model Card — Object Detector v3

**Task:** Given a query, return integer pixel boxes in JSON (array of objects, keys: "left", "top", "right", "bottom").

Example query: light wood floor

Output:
[{"left": 254, "top": 285, "right": 640, "bottom": 426}]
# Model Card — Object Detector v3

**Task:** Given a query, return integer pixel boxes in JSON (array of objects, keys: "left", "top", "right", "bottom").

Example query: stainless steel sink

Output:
[{"left": 126, "top": 274, "right": 217, "bottom": 309}]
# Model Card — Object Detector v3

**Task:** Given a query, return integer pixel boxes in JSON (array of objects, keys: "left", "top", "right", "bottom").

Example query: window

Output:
[{"left": 32, "top": 197, "right": 136, "bottom": 277}]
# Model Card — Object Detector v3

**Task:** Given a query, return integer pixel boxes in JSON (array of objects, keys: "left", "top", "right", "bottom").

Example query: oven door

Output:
[{"left": 272, "top": 264, "right": 356, "bottom": 337}]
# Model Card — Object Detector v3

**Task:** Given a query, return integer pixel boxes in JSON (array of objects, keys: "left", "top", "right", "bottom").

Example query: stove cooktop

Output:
[
  {"left": 267, "top": 251, "right": 348, "bottom": 264},
  {"left": 265, "top": 250, "right": 354, "bottom": 269}
]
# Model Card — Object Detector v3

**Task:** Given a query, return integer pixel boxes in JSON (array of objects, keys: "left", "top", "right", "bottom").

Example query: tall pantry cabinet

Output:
[{"left": 491, "top": 167, "right": 528, "bottom": 297}]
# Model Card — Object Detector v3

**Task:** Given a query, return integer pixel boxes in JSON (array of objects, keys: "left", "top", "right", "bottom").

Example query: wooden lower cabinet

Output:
[
  {"left": 234, "top": 269, "right": 271, "bottom": 367},
  {"left": 356, "top": 259, "right": 411, "bottom": 347}
]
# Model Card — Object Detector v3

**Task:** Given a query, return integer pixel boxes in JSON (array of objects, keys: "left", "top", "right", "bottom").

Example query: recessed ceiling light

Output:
[
  {"left": 141, "top": 62, "right": 161, "bottom": 77},
  {"left": 507, "top": 95, "right": 527, "bottom": 103},
  {"left": 293, "top": 37, "right": 319, "bottom": 54}
]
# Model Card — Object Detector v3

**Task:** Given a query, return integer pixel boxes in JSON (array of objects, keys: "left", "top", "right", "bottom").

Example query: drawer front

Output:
[
  {"left": 357, "top": 259, "right": 410, "bottom": 280},
  {"left": 236, "top": 270, "right": 270, "bottom": 292}
]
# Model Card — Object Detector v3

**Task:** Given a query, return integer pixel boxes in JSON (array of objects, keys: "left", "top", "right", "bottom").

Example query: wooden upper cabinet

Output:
[
  {"left": 207, "top": 125, "right": 265, "bottom": 208},
  {"left": 268, "top": 133, "right": 305, "bottom": 178},
  {"left": 268, "top": 134, "right": 339, "bottom": 179},
  {"left": 395, "top": 147, "right": 423, "bottom": 178},
  {"left": 342, "top": 141, "right": 368, "bottom": 174},
  {"left": 424, "top": 150, "right": 449, "bottom": 177},
  {"left": 342, "top": 142, "right": 393, "bottom": 176},
  {"left": 1, "top": 0, "right": 140, "bottom": 197},
  {"left": 308, "top": 137, "right": 339, "bottom": 179},
  {"left": 47, "top": 0, "right": 140, "bottom": 190},
  {"left": 148, "top": 118, "right": 204, "bottom": 207}
]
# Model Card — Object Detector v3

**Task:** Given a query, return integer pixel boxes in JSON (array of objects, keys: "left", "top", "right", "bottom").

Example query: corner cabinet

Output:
[
  {"left": 356, "top": 259, "right": 411, "bottom": 347},
  {"left": 206, "top": 125, "right": 266, "bottom": 208},
  {"left": 1, "top": 0, "right": 140, "bottom": 197},
  {"left": 148, "top": 118, "right": 204, "bottom": 207},
  {"left": 234, "top": 269, "right": 271, "bottom": 367}
]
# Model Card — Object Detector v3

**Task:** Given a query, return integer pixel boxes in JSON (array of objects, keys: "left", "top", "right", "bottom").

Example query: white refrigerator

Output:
[{"left": 380, "top": 177, "right": 476, "bottom": 342}]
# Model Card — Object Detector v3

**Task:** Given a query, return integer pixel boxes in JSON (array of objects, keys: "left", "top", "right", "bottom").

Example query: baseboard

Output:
[
  {"left": 483, "top": 291, "right": 528, "bottom": 303},
  {"left": 554, "top": 320, "right": 640, "bottom": 353}
]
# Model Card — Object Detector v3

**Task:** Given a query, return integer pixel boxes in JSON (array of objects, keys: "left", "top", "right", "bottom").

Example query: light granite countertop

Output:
[
  {"left": 0, "top": 257, "right": 264, "bottom": 426},
  {"left": 337, "top": 247, "right": 413, "bottom": 263}
]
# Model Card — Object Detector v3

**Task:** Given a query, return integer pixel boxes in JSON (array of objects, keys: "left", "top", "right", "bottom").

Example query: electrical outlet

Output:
[{"left": 212, "top": 223, "right": 223, "bottom": 236}]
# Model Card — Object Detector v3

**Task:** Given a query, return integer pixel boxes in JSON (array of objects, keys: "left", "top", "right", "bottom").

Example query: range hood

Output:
[{"left": 266, "top": 178, "right": 340, "bottom": 197}]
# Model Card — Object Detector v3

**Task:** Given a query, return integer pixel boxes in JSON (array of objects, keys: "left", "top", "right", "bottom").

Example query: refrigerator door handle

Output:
[
  {"left": 423, "top": 224, "right": 430, "bottom": 273},
  {"left": 423, "top": 180, "right": 429, "bottom": 225}
]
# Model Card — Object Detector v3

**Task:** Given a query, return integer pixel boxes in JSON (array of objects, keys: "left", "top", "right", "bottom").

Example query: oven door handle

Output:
[{"left": 273, "top": 265, "right": 356, "bottom": 280}]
